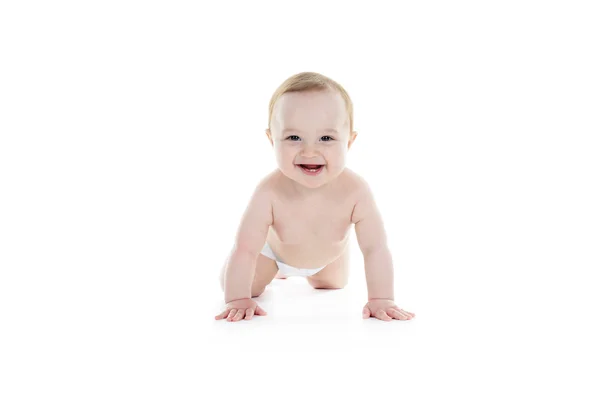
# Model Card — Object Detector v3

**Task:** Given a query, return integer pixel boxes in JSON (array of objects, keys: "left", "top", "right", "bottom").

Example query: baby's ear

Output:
[
  {"left": 348, "top": 131, "right": 358, "bottom": 149},
  {"left": 265, "top": 129, "right": 273, "bottom": 146}
]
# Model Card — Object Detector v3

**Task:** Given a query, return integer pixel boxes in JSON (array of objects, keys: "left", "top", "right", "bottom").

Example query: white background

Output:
[{"left": 1, "top": 1, "right": 599, "bottom": 398}]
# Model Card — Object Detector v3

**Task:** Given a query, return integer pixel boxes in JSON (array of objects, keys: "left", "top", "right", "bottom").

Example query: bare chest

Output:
[
  {"left": 271, "top": 198, "right": 353, "bottom": 245},
  {"left": 264, "top": 169, "right": 362, "bottom": 268}
]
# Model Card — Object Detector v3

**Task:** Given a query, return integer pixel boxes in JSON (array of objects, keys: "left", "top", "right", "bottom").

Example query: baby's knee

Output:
[{"left": 309, "top": 280, "right": 347, "bottom": 290}]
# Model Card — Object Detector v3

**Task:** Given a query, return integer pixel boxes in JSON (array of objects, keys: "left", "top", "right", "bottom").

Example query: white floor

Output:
[
  {"left": 207, "top": 243, "right": 599, "bottom": 399},
  {"left": 4, "top": 240, "right": 596, "bottom": 399}
]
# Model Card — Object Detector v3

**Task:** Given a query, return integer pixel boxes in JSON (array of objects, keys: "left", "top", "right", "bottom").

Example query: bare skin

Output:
[
  {"left": 218, "top": 168, "right": 357, "bottom": 295},
  {"left": 216, "top": 167, "right": 415, "bottom": 322},
  {"left": 215, "top": 89, "right": 415, "bottom": 322}
]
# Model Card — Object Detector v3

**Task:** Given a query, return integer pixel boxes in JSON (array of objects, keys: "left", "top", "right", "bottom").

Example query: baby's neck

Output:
[{"left": 285, "top": 175, "right": 338, "bottom": 199}]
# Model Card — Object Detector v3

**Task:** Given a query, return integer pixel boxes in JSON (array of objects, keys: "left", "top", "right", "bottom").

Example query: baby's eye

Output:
[{"left": 285, "top": 135, "right": 334, "bottom": 142}]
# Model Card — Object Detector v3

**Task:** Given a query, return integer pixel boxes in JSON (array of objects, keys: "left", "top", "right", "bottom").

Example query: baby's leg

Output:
[
  {"left": 274, "top": 270, "right": 288, "bottom": 279},
  {"left": 219, "top": 252, "right": 278, "bottom": 298},
  {"left": 306, "top": 245, "right": 350, "bottom": 290}
]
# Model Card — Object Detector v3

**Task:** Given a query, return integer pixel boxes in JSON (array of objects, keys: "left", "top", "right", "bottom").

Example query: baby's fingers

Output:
[
  {"left": 254, "top": 305, "right": 267, "bottom": 316},
  {"left": 393, "top": 306, "right": 415, "bottom": 318},
  {"left": 231, "top": 309, "right": 246, "bottom": 322},
  {"left": 245, "top": 308, "right": 255, "bottom": 320},
  {"left": 388, "top": 308, "right": 410, "bottom": 320},
  {"left": 215, "top": 310, "right": 230, "bottom": 320},
  {"left": 362, "top": 306, "right": 371, "bottom": 319},
  {"left": 376, "top": 309, "right": 392, "bottom": 321},
  {"left": 226, "top": 309, "right": 238, "bottom": 321}
]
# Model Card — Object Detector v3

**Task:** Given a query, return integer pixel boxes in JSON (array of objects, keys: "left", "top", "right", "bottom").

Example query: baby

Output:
[{"left": 215, "top": 72, "right": 415, "bottom": 323}]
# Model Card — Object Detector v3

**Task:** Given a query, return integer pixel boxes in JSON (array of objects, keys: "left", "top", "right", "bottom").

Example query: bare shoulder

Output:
[
  {"left": 256, "top": 168, "right": 286, "bottom": 197},
  {"left": 232, "top": 171, "right": 277, "bottom": 253},
  {"left": 244, "top": 170, "right": 279, "bottom": 213},
  {"left": 342, "top": 167, "right": 372, "bottom": 200},
  {"left": 255, "top": 169, "right": 279, "bottom": 191},
  {"left": 345, "top": 168, "right": 377, "bottom": 224},
  {"left": 250, "top": 168, "right": 290, "bottom": 208}
]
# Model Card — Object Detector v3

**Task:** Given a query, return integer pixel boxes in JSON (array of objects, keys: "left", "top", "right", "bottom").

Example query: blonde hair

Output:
[{"left": 268, "top": 72, "right": 354, "bottom": 134}]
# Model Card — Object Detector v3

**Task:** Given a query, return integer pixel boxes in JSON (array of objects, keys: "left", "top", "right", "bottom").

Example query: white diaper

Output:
[{"left": 260, "top": 242, "right": 326, "bottom": 278}]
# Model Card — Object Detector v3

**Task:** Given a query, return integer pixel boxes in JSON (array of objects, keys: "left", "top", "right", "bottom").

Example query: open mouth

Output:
[{"left": 298, "top": 164, "right": 324, "bottom": 172}]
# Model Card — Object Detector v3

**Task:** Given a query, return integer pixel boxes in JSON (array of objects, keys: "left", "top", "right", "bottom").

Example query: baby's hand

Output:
[
  {"left": 362, "top": 299, "right": 415, "bottom": 322},
  {"left": 215, "top": 298, "right": 267, "bottom": 322}
]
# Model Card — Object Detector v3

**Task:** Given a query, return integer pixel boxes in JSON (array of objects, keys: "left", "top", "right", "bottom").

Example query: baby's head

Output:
[{"left": 266, "top": 72, "right": 358, "bottom": 189}]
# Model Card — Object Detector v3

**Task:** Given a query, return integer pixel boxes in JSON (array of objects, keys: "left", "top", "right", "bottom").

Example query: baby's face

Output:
[{"left": 267, "top": 89, "right": 357, "bottom": 189}]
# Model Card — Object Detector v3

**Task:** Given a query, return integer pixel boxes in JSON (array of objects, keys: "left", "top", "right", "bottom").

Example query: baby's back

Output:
[{"left": 264, "top": 167, "right": 365, "bottom": 269}]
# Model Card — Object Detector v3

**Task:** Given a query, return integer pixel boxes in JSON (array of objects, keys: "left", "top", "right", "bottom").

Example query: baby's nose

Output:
[{"left": 301, "top": 144, "right": 319, "bottom": 156}]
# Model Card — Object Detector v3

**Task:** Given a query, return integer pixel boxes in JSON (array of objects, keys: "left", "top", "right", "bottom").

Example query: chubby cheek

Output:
[
  {"left": 323, "top": 149, "right": 346, "bottom": 171},
  {"left": 275, "top": 147, "right": 295, "bottom": 168}
]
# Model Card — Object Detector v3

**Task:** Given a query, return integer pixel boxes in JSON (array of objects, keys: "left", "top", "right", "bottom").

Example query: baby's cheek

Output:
[
  {"left": 290, "top": 147, "right": 302, "bottom": 158},
  {"left": 326, "top": 150, "right": 346, "bottom": 167},
  {"left": 275, "top": 148, "right": 295, "bottom": 165}
]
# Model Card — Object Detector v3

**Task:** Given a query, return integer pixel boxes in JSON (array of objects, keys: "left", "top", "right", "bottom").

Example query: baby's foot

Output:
[{"left": 275, "top": 271, "right": 287, "bottom": 279}]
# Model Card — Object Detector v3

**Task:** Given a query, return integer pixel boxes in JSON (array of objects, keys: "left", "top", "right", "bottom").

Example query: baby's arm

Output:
[
  {"left": 223, "top": 181, "right": 273, "bottom": 303},
  {"left": 352, "top": 180, "right": 394, "bottom": 301}
]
